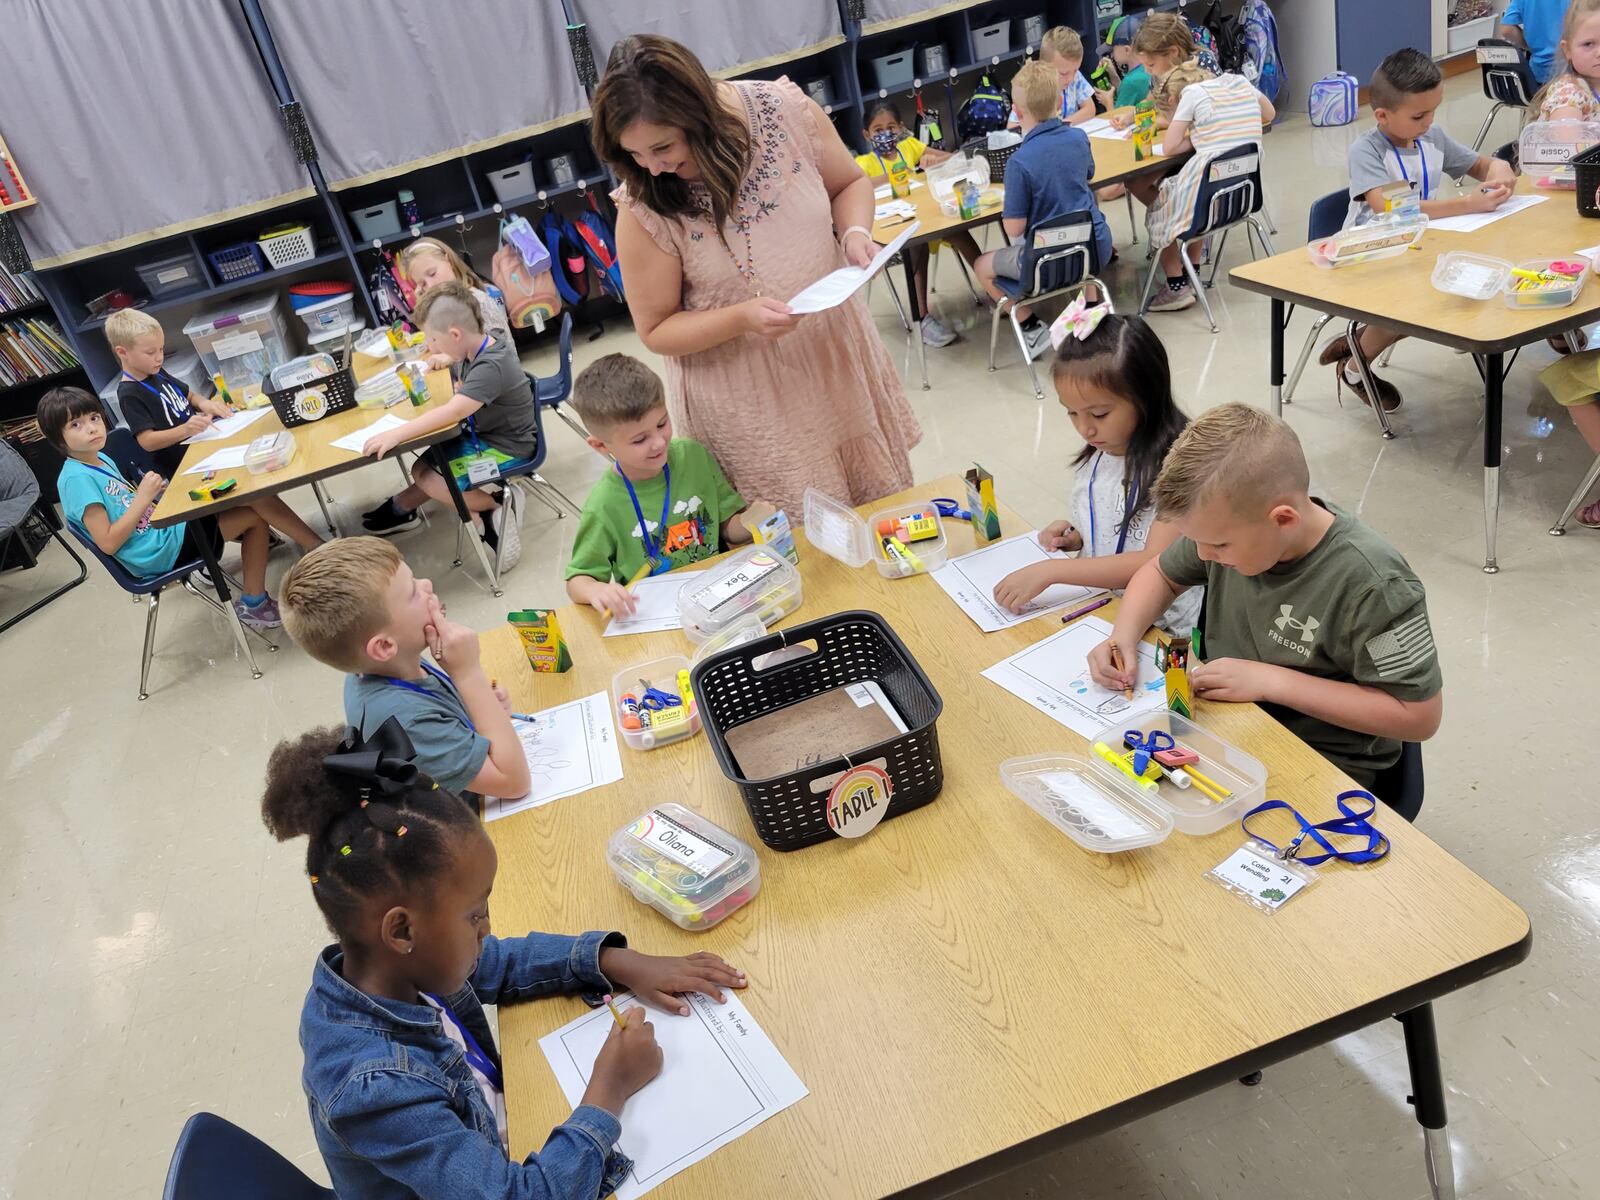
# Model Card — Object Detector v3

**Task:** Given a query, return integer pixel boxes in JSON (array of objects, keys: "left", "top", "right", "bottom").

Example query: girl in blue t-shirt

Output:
[{"left": 39, "top": 387, "right": 282, "bottom": 629}]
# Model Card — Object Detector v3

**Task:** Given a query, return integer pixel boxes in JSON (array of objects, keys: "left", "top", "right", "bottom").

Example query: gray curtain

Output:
[
  {"left": 259, "top": 0, "right": 588, "bottom": 189},
  {"left": 2, "top": 0, "right": 312, "bottom": 267},
  {"left": 860, "top": 0, "right": 984, "bottom": 38},
  {"left": 576, "top": 0, "right": 844, "bottom": 78}
]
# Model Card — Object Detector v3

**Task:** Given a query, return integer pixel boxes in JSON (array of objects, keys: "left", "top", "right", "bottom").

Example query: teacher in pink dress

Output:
[{"left": 591, "top": 34, "right": 920, "bottom": 514}]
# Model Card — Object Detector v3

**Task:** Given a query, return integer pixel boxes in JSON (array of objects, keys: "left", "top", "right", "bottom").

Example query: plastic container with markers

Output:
[
  {"left": 611, "top": 654, "right": 700, "bottom": 751},
  {"left": 803, "top": 487, "right": 950, "bottom": 578},
  {"left": 606, "top": 803, "right": 761, "bottom": 930}
]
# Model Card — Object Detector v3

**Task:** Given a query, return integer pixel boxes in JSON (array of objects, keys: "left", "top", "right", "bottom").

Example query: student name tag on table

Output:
[{"left": 1207, "top": 839, "right": 1318, "bottom": 914}]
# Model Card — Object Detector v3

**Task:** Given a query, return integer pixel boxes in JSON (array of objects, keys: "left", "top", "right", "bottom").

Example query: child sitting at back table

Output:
[
  {"left": 1007, "top": 26, "right": 1096, "bottom": 128},
  {"left": 1108, "top": 13, "right": 1196, "bottom": 130},
  {"left": 106, "top": 309, "right": 323, "bottom": 553},
  {"left": 279, "top": 536, "right": 531, "bottom": 802},
  {"left": 360, "top": 282, "right": 533, "bottom": 569},
  {"left": 565, "top": 354, "right": 765, "bottom": 617},
  {"left": 992, "top": 304, "right": 1200, "bottom": 632},
  {"left": 1089, "top": 404, "right": 1443, "bottom": 792},
  {"left": 262, "top": 719, "right": 745, "bottom": 1200},
  {"left": 40, "top": 386, "right": 283, "bottom": 630},
  {"left": 856, "top": 100, "right": 981, "bottom": 349},
  {"left": 975, "top": 60, "right": 1114, "bottom": 361},
  {"left": 1092, "top": 16, "right": 1152, "bottom": 113},
  {"left": 399, "top": 236, "right": 513, "bottom": 345},
  {"left": 1531, "top": 0, "right": 1600, "bottom": 120},
  {"left": 1318, "top": 48, "right": 1517, "bottom": 412}
]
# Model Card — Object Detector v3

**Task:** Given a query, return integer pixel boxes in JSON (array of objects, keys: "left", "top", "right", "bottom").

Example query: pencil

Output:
[
  {"left": 601, "top": 559, "right": 655, "bottom": 621},
  {"left": 1182, "top": 764, "right": 1232, "bottom": 799},
  {"left": 602, "top": 993, "right": 627, "bottom": 1030},
  {"left": 1060, "top": 594, "right": 1113, "bottom": 624},
  {"left": 1108, "top": 640, "right": 1133, "bottom": 701}
]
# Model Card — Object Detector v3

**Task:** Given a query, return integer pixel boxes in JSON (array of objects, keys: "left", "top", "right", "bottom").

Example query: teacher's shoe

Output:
[
  {"left": 921, "top": 315, "right": 957, "bottom": 348},
  {"left": 362, "top": 497, "right": 421, "bottom": 534},
  {"left": 1335, "top": 361, "right": 1402, "bottom": 412}
]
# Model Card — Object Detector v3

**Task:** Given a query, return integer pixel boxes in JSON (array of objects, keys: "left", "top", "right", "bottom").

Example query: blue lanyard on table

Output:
[
  {"left": 618, "top": 461, "right": 672, "bottom": 572},
  {"left": 385, "top": 662, "right": 475, "bottom": 733},
  {"left": 425, "top": 994, "right": 503, "bottom": 1091},
  {"left": 1087, "top": 452, "right": 1138, "bottom": 556},
  {"left": 124, "top": 372, "right": 191, "bottom": 424},
  {"left": 1384, "top": 136, "right": 1429, "bottom": 200},
  {"left": 463, "top": 336, "right": 492, "bottom": 451},
  {"left": 1240, "top": 792, "right": 1391, "bottom": 865}
]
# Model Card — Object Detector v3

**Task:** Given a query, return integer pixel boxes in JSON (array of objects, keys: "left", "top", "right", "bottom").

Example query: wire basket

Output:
[
  {"left": 258, "top": 223, "right": 316, "bottom": 269},
  {"left": 963, "top": 137, "right": 1019, "bottom": 179},
  {"left": 1575, "top": 143, "right": 1600, "bottom": 217},
  {"left": 207, "top": 242, "right": 267, "bottom": 283},
  {"left": 264, "top": 365, "right": 357, "bottom": 428},
  {"left": 692, "top": 610, "right": 945, "bottom": 851}
]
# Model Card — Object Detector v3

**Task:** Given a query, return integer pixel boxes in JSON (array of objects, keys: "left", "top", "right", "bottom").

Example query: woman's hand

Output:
[
  {"left": 842, "top": 229, "right": 879, "bottom": 269},
  {"left": 740, "top": 296, "right": 800, "bottom": 340}
]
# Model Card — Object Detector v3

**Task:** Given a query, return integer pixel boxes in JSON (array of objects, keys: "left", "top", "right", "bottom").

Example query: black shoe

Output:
[{"left": 362, "top": 498, "right": 420, "bottom": 534}]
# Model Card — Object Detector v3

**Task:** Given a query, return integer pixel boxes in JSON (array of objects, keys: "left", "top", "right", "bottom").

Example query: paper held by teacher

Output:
[{"left": 786, "top": 221, "right": 921, "bottom": 314}]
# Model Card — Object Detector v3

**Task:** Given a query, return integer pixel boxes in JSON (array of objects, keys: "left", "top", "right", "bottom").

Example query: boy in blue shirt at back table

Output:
[{"left": 977, "top": 59, "right": 1114, "bottom": 361}]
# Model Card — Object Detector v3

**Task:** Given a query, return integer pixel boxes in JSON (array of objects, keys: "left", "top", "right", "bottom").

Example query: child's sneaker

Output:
[
  {"left": 491, "top": 489, "right": 522, "bottom": 573},
  {"left": 1148, "top": 281, "right": 1197, "bottom": 312},
  {"left": 362, "top": 498, "right": 420, "bottom": 534},
  {"left": 1021, "top": 319, "right": 1052, "bottom": 360},
  {"left": 920, "top": 315, "right": 957, "bottom": 348},
  {"left": 234, "top": 595, "right": 283, "bottom": 630}
]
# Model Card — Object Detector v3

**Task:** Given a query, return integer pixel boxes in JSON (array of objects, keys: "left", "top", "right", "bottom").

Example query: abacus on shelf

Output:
[{"left": 0, "top": 132, "right": 35, "bottom": 212}]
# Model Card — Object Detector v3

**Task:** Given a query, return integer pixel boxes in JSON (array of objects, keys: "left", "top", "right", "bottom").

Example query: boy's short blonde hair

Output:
[
  {"left": 104, "top": 308, "right": 163, "bottom": 351},
  {"left": 571, "top": 353, "right": 667, "bottom": 432},
  {"left": 1039, "top": 26, "right": 1083, "bottom": 63},
  {"left": 1154, "top": 403, "right": 1310, "bottom": 518},
  {"left": 412, "top": 280, "right": 483, "bottom": 335},
  {"left": 280, "top": 537, "right": 403, "bottom": 670},
  {"left": 1013, "top": 60, "right": 1064, "bottom": 123}
]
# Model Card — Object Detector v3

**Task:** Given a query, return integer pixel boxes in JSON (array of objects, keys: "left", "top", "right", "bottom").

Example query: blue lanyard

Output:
[
  {"left": 1384, "top": 136, "right": 1429, "bottom": 200},
  {"left": 385, "top": 662, "right": 475, "bottom": 733},
  {"left": 872, "top": 149, "right": 908, "bottom": 177},
  {"left": 124, "top": 371, "right": 191, "bottom": 424},
  {"left": 1241, "top": 793, "right": 1391, "bottom": 866},
  {"left": 425, "top": 994, "right": 503, "bottom": 1091},
  {"left": 1087, "top": 452, "right": 1138, "bottom": 556},
  {"left": 78, "top": 459, "right": 131, "bottom": 491},
  {"left": 617, "top": 462, "right": 672, "bottom": 572},
  {"left": 463, "top": 337, "right": 492, "bottom": 451}
]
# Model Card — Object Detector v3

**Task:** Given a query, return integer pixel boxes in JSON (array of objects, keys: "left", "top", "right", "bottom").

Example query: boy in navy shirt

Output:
[{"left": 976, "top": 59, "right": 1113, "bottom": 360}]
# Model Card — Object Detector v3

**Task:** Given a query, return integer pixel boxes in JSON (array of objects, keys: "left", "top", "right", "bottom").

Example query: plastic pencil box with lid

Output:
[
  {"left": 676, "top": 546, "right": 802, "bottom": 644},
  {"left": 803, "top": 487, "right": 949, "bottom": 579}
]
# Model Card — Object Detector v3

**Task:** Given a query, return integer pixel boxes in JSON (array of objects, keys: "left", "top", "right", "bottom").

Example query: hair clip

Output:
[
  {"left": 323, "top": 718, "right": 420, "bottom": 798},
  {"left": 396, "top": 825, "right": 409, "bottom": 837},
  {"left": 309, "top": 874, "right": 319, "bottom": 884},
  {"left": 339, "top": 845, "right": 352, "bottom": 856},
  {"left": 1050, "top": 295, "right": 1111, "bottom": 349}
]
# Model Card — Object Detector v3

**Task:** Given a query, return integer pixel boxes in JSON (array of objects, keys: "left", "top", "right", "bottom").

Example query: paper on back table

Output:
[
  {"left": 329, "top": 413, "right": 407, "bottom": 454},
  {"left": 786, "top": 221, "right": 920, "bottom": 314},
  {"left": 540, "top": 990, "right": 807, "bottom": 1200},
  {"left": 1425, "top": 193, "right": 1547, "bottom": 233},
  {"left": 982, "top": 614, "right": 1166, "bottom": 739},
  {"left": 182, "top": 443, "right": 250, "bottom": 474},
  {"left": 182, "top": 406, "right": 273, "bottom": 443},
  {"left": 931, "top": 533, "right": 1101, "bottom": 632},
  {"left": 602, "top": 570, "right": 706, "bottom": 637}
]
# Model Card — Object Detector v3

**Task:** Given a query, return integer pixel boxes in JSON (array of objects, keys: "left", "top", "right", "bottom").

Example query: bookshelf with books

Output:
[{"left": 1, "top": 264, "right": 89, "bottom": 504}]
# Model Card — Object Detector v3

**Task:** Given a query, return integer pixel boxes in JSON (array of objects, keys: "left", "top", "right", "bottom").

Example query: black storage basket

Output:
[
  {"left": 692, "top": 610, "right": 945, "bottom": 851},
  {"left": 1576, "top": 143, "right": 1600, "bottom": 217},
  {"left": 962, "top": 137, "right": 1018, "bottom": 181},
  {"left": 264, "top": 365, "right": 358, "bottom": 428}
]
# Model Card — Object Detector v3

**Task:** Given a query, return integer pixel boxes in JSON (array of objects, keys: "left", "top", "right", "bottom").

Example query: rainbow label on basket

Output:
[
  {"left": 690, "top": 552, "right": 782, "bottom": 613},
  {"left": 825, "top": 764, "right": 893, "bottom": 838},
  {"left": 627, "top": 809, "right": 734, "bottom": 879},
  {"left": 293, "top": 386, "right": 330, "bottom": 421}
]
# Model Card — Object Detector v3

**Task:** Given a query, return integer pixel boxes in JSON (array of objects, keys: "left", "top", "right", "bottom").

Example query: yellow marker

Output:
[
  {"left": 676, "top": 668, "right": 693, "bottom": 706},
  {"left": 1093, "top": 741, "right": 1158, "bottom": 791},
  {"left": 602, "top": 559, "right": 656, "bottom": 621},
  {"left": 602, "top": 993, "right": 628, "bottom": 1029}
]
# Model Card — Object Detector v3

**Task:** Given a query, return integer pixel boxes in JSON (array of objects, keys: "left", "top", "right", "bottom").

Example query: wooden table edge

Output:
[{"left": 887, "top": 922, "right": 1533, "bottom": 1199}]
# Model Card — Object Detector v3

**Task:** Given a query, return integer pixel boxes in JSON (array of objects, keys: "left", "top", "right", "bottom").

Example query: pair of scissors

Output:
[
  {"left": 638, "top": 679, "right": 681, "bottom": 710},
  {"left": 1123, "top": 729, "right": 1174, "bottom": 775},
  {"left": 930, "top": 497, "right": 972, "bottom": 522}
]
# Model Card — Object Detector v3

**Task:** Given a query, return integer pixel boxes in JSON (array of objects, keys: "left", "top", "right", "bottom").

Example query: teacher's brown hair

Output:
[{"left": 590, "top": 34, "right": 752, "bottom": 237}]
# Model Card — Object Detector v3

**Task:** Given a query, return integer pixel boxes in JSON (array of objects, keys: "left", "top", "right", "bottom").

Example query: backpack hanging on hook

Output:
[
  {"left": 540, "top": 210, "right": 588, "bottom": 305},
  {"left": 574, "top": 191, "right": 624, "bottom": 301},
  {"left": 491, "top": 215, "right": 560, "bottom": 331},
  {"left": 915, "top": 85, "right": 942, "bottom": 148}
]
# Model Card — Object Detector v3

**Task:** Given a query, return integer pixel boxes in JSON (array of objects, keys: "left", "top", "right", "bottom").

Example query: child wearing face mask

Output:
[{"left": 854, "top": 101, "right": 982, "bottom": 348}]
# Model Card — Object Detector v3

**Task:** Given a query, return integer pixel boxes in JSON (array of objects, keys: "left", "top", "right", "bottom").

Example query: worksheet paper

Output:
[
  {"left": 930, "top": 533, "right": 1101, "bottom": 632},
  {"left": 182, "top": 444, "right": 250, "bottom": 474},
  {"left": 875, "top": 199, "right": 917, "bottom": 223},
  {"left": 182, "top": 406, "right": 273, "bottom": 443},
  {"left": 982, "top": 615, "right": 1167, "bottom": 739},
  {"left": 786, "top": 221, "right": 920, "bottom": 314},
  {"left": 540, "top": 990, "right": 807, "bottom": 1200},
  {"left": 481, "top": 692, "right": 623, "bottom": 822},
  {"left": 1082, "top": 118, "right": 1133, "bottom": 141},
  {"left": 1426, "top": 193, "right": 1547, "bottom": 233},
  {"left": 329, "top": 413, "right": 406, "bottom": 454},
  {"left": 873, "top": 180, "right": 924, "bottom": 200},
  {"left": 602, "top": 570, "right": 706, "bottom": 637}
]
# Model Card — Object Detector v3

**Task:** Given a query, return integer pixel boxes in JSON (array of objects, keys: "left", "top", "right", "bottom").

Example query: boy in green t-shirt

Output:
[
  {"left": 1089, "top": 404, "right": 1443, "bottom": 790},
  {"left": 564, "top": 354, "right": 767, "bottom": 617}
]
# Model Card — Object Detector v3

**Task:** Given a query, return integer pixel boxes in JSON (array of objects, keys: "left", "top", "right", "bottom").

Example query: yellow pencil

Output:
[
  {"left": 1182, "top": 764, "right": 1232, "bottom": 799},
  {"left": 602, "top": 993, "right": 628, "bottom": 1030},
  {"left": 601, "top": 559, "right": 656, "bottom": 621}
]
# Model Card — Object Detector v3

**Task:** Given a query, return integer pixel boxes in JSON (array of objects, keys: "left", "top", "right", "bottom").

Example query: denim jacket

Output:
[{"left": 300, "top": 931, "right": 633, "bottom": 1200}]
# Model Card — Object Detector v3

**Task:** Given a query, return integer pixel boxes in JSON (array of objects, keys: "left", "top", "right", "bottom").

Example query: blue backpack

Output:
[
  {"left": 957, "top": 74, "right": 1010, "bottom": 143},
  {"left": 1240, "top": 0, "right": 1284, "bottom": 105}
]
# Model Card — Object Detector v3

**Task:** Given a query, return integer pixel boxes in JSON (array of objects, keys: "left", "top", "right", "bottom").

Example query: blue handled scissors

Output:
[
  {"left": 1123, "top": 729, "right": 1174, "bottom": 775},
  {"left": 930, "top": 497, "right": 972, "bottom": 522},
  {"left": 638, "top": 679, "right": 682, "bottom": 710}
]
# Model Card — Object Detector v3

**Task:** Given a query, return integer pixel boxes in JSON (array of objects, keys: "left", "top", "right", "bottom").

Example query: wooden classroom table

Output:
[
  {"left": 146, "top": 359, "right": 494, "bottom": 676},
  {"left": 484, "top": 474, "right": 1529, "bottom": 1200},
  {"left": 872, "top": 136, "right": 1185, "bottom": 389},
  {"left": 1230, "top": 177, "right": 1600, "bottom": 573}
]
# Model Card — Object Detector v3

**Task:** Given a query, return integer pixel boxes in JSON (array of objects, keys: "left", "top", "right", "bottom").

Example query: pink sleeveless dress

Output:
[{"left": 613, "top": 80, "right": 919, "bottom": 514}]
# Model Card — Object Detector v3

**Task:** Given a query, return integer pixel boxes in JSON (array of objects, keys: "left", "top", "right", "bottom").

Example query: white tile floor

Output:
[{"left": 4, "top": 73, "right": 1598, "bottom": 1200}]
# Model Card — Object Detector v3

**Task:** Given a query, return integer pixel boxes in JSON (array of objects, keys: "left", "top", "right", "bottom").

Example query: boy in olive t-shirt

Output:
[
  {"left": 1088, "top": 404, "right": 1442, "bottom": 788},
  {"left": 564, "top": 354, "right": 768, "bottom": 618}
]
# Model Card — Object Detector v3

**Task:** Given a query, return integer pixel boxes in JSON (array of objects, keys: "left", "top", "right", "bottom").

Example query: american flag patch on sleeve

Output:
[{"left": 1364, "top": 611, "right": 1436, "bottom": 678}]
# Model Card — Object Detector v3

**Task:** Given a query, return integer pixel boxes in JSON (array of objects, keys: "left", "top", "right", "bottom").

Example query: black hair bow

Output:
[{"left": 323, "top": 717, "right": 419, "bottom": 799}]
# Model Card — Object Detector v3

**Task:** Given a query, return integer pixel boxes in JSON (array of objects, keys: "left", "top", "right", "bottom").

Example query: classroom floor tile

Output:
[{"left": 5, "top": 70, "right": 1599, "bottom": 1200}]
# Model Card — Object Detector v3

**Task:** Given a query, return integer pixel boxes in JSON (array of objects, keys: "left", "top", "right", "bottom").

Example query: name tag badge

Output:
[
  {"left": 464, "top": 454, "right": 501, "bottom": 485},
  {"left": 1207, "top": 838, "right": 1318, "bottom": 914}
]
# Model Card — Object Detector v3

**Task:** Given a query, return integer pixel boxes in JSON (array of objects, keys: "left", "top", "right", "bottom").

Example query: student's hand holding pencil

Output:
[
  {"left": 1037, "top": 519, "right": 1083, "bottom": 553},
  {"left": 1087, "top": 637, "right": 1135, "bottom": 693},
  {"left": 590, "top": 580, "right": 639, "bottom": 619},
  {"left": 583, "top": 1006, "right": 662, "bottom": 1117}
]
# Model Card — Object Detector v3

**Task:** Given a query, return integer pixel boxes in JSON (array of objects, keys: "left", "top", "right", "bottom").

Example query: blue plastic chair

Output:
[
  {"left": 163, "top": 1112, "right": 333, "bottom": 1200},
  {"left": 535, "top": 311, "right": 585, "bottom": 436},
  {"left": 987, "top": 209, "right": 1110, "bottom": 400},
  {"left": 1137, "top": 141, "right": 1276, "bottom": 333},
  {"left": 1280, "top": 188, "right": 1354, "bottom": 404}
]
